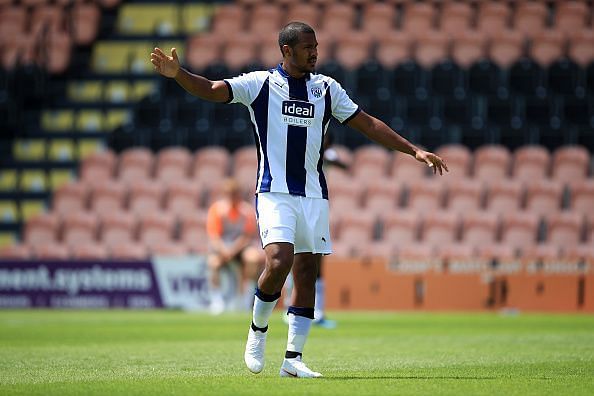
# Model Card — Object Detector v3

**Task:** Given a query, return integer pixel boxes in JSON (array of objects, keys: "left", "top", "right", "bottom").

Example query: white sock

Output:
[
  {"left": 252, "top": 292, "right": 279, "bottom": 329},
  {"left": 314, "top": 279, "right": 325, "bottom": 321},
  {"left": 286, "top": 313, "right": 313, "bottom": 354}
]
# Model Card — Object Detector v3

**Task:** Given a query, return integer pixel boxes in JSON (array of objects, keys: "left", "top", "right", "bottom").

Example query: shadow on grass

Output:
[{"left": 321, "top": 376, "right": 505, "bottom": 381}]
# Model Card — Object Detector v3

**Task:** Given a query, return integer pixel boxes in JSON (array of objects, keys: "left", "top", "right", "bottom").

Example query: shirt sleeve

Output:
[
  {"left": 224, "top": 71, "right": 266, "bottom": 106},
  {"left": 329, "top": 78, "right": 360, "bottom": 124}
]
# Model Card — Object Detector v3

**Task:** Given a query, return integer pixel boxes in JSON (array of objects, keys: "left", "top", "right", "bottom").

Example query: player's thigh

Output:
[
  {"left": 294, "top": 197, "right": 332, "bottom": 254},
  {"left": 256, "top": 192, "right": 298, "bottom": 247}
]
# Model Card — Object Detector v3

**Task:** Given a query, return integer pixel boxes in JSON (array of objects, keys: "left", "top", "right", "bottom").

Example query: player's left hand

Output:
[{"left": 415, "top": 150, "right": 449, "bottom": 175}]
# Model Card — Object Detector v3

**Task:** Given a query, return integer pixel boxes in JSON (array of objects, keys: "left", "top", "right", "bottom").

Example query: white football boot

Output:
[
  {"left": 244, "top": 328, "right": 267, "bottom": 374},
  {"left": 279, "top": 356, "right": 323, "bottom": 378}
]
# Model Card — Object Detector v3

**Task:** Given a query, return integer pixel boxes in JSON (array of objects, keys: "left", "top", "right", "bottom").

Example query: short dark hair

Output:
[{"left": 278, "top": 22, "right": 315, "bottom": 56}]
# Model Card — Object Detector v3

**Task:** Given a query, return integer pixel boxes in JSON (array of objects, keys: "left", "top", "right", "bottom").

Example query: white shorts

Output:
[{"left": 256, "top": 192, "right": 332, "bottom": 255}]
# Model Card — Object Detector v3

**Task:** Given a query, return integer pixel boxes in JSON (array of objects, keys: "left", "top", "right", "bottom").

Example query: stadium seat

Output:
[
  {"left": 117, "top": 4, "right": 179, "bottom": 36},
  {"left": 380, "top": 210, "right": 420, "bottom": 247},
  {"left": 99, "top": 211, "right": 137, "bottom": 248},
  {"left": 328, "top": 182, "right": 362, "bottom": 213},
  {"left": 104, "top": 81, "right": 129, "bottom": 103},
  {"left": 30, "top": 5, "right": 64, "bottom": 37},
  {"left": 551, "top": 145, "right": 590, "bottom": 182},
  {"left": 0, "top": 6, "right": 26, "bottom": 41},
  {"left": 489, "top": 30, "right": 524, "bottom": 69},
  {"left": 525, "top": 180, "right": 564, "bottom": 217},
  {"left": 179, "top": 211, "right": 209, "bottom": 253},
  {"left": 0, "top": 244, "right": 31, "bottom": 260},
  {"left": 165, "top": 180, "right": 201, "bottom": 216},
  {"left": 512, "top": 145, "right": 551, "bottom": 182},
  {"left": 0, "top": 170, "right": 17, "bottom": 192},
  {"left": 361, "top": 2, "right": 396, "bottom": 39},
  {"left": 363, "top": 178, "right": 402, "bottom": 215},
  {"left": 320, "top": 3, "right": 356, "bottom": 38},
  {"left": 530, "top": 30, "right": 566, "bottom": 68},
  {"left": 32, "top": 243, "right": 70, "bottom": 260},
  {"left": 445, "top": 178, "right": 484, "bottom": 214},
  {"left": 47, "top": 31, "right": 72, "bottom": 75},
  {"left": 259, "top": 35, "right": 283, "bottom": 69},
  {"left": 473, "top": 145, "right": 512, "bottom": 183},
  {"left": 193, "top": 146, "right": 230, "bottom": 187},
  {"left": 440, "top": 2, "right": 472, "bottom": 35},
  {"left": 391, "top": 151, "right": 427, "bottom": 181},
  {"left": 118, "top": 147, "right": 154, "bottom": 181},
  {"left": 72, "top": 3, "right": 101, "bottom": 46},
  {"left": 138, "top": 212, "right": 175, "bottom": 246},
  {"left": 555, "top": 1, "right": 589, "bottom": 34},
  {"left": 210, "top": 4, "right": 245, "bottom": 36},
  {"left": 150, "top": 242, "right": 189, "bottom": 257},
  {"left": 181, "top": 3, "right": 213, "bottom": 34},
  {"left": 460, "top": 211, "right": 499, "bottom": 249},
  {"left": 513, "top": 1, "right": 548, "bottom": 39},
  {"left": 569, "top": 179, "right": 594, "bottom": 216},
  {"left": 248, "top": 3, "right": 283, "bottom": 39},
  {"left": 75, "top": 109, "right": 104, "bottom": 132},
  {"left": 335, "top": 211, "right": 377, "bottom": 256},
  {"left": 335, "top": 31, "right": 373, "bottom": 71},
  {"left": 0, "top": 200, "right": 18, "bottom": 223},
  {"left": 79, "top": 150, "right": 116, "bottom": 183},
  {"left": 477, "top": 2, "right": 510, "bottom": 38},
  {"left": 402, "top": 2, "right": 435, "bottom": 37},
  {"left": 20, "top": 200, "right": 46, "bottom": 223},
  {"left": 421, "top": 211, "right": 459, "bottom": 246},
  {"left": 13, "top": 139, "right": 46, "bottom": 161},
  {"left": 62, "top": 212, "right": 98, "bottom": 247},
  {"left": 231, "top": 146, "right": 258, "bottom": 195},
  {"left": 222, "top": 33, "right": 259, "bottom": 73},
  {"left": 155, "top": 147, "right": 191, "bottom": 181},
  {"left": 439, "top": 243, "right": 480, "bottom": 273},
  {"left": 19, "top": 170, "right": 47, "bottom": 193},
  {"left": 68, "top": 80, "right": 103, "bottom": 103},
  {"left": 394, "top": 243, "right": 439, "bottom": 272},
  {"left": 522, "top": 243, "right": 561, "bottom": 267},
  {"left": 406, "top": 179, "right": 445, "bottom": 212},
  {"left": 52, "top": 182, "right": 88, "bottom": 215},
  {"left": 48, "top": 139, "right": 75, "bottom": 161},
  {"left": 546, "top": 211, "right": 584, "bottom": 249},
  {"left": 110, "top": 243, "right": 147, "bottom": 260},
  {"left": 500, "top": 211, "right": 540, "bottom": 252},
  {"left": 89, "top": 181, "right": 126, "bottom": 215},
  {"left": 376, "top": 31, "right": 412, "bottom": 68},
  {"left": 71, "top": 243, "right": 109, "bottom": 260},
  {"left": 415, "top": 30, "right": 449, "bottom": 69},
  {"left": 568, "top": 29, "right": 594, "bottom": 67},
  {"left": 352, "top": 145, "right": 391, "bottom": 179},
  {"left": 451, "top": 30, "right": 487, "bottom": 69},
  {"left": 128, "top": 180, "right": 163, "bottom": 215},
  {"left": 435, "top": 144, "right": 471, "bottom": 177},
  {"left": 286, "top": 3, "right": 320, "bottom": 29},
  {"left": 476, "top": 243, "right": 518, "bottom": 272},
  {"left": 186, "top": 33, "right": 223, "bottom": 72}
]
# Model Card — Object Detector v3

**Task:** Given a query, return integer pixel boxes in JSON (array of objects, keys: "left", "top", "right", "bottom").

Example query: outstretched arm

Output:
[
  {"left": 347, "top": 110, "right": 448, "bottom": 175},
  {"left": 150, "top": 47, "right": 230, "bottom": 103}
]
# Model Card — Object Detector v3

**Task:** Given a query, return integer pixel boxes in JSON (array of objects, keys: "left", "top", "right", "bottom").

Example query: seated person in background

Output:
[{"left": 207, "top": 179, "right": 263, "bottom": 314}]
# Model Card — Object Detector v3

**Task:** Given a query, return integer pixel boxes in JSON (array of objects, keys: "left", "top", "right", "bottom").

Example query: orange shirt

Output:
[{"left": 206, "top": 200, "right": 256, "bottom": 242}]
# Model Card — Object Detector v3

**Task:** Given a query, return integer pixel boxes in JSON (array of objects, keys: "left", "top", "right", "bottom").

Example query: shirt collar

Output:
[{"left": 276, "top": 63, "right": 310, "bottom": 81}]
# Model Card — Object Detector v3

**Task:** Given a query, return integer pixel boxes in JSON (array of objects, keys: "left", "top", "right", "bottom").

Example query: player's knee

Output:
[{"left": 264, "top": 245, "right": 292, "bottom": 276}]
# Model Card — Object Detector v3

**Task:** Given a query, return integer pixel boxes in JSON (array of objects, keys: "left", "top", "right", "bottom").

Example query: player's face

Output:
[{"left": 289, "top": 32, "right": 318, "bottom": 73}]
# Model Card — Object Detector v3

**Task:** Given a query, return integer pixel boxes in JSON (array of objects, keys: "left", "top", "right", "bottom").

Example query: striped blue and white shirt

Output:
[{"left": 224, "top": 64, "right": 360, "bottom": 200}]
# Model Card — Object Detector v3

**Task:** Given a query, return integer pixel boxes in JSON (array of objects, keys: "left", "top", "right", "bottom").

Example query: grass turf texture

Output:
[{"left": 0, "top": 311, "right": 593, "bottom": 395}]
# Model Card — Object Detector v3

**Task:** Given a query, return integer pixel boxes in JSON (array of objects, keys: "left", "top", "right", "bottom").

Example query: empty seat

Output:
[
  {"left": 353, "top": 145, "right": 391, "bottom": 179},
  {"left": 391, "top": 151, "right": 427, "bottom": 180},
  {"left": 569, "top": 179, "right": 594, "bottom": 216},
  {"left": 128, "top": 180, "right": 163, "bottom": 215},
  {"left": 80, "top": 150, "right": 116, "bottom": 182},
  {"left": 211, "top": 4, "right": 246, "bottom": 36},
  {"left": 530, "top": 29, "right": 566, "bottom": 68},
  {"left": 335, "top": 31, "right": 373, "bottom": 71},
  {"left": 24, "top": 213, "right": 59, "bottom": 245},
  {"left": 489, "top": 29, "right": 524, "bottom": 69},
  {"left": 193, "top": 146, "right": 230, "bottom": 186},
  {"left": 328, "top": 182, "right": 362, "bottom": 213},
  {"left": 402, "top": 2, "right": 435, "bottom": 37},
  {"left": 110, "top": 243, "right": 147, "bottom": 260},
  {"left": 0, "top": 244, "right": 31, "bottom": 260},
  {"left": 551, "top": 145, "right": 590, "bottom": 182},
  {"left": 477, "top": 2, "right": 510, "bottom": 37},
  {"left": 556, "top": 1, "right": 589, "bottom": 34},
  {"left": 0, "top": 200, "right": 18, "bottom": 223},
  {"left": 514, "top": 1, "right": 548, "bottom": 39},
  {"left": 473, "top": 145, "right": 512, "bottom": 183},
  {"left": 179, "top": 211, "right": 209, "bottom": 253},
  {"left": 286, "top": 3, "right": 320, "bottom": 29},
  {"left": 99, "top": 211, "right": 136, "bottom": 248},
  {"left": 376, "top": 31, "right": 412, "bottom": 68},
  {"left": 380, "top": 210, "right": 420, "bottom": 246},
  {"left": 222, "top": 33, "right": 258, "bottom": 73},
  {"left": 421, "top": 211, "right": 459, "bottom": 246},
  {"left": 320, "top": 3, "right": 355, "bottom": 37},
  {"left": 500, "top": 211, "right": 540, "bottom": 252},
  {"left": 62, "top": 212, "right": 98, "bottom": 247},
  {"left": 512, "top": 145, "right": 550, "bottom": 182},
  {"left": 546, "top": 211, "right": 584, "bottom": 249},
  {"left": 155, "top": 147, "right": 191, "bottom": 181},
  {"left": 72, "top": 3, "right": 101, "bottom": 46},
  {"left": 415, "top": 29, "right": 449, "bottom": 69},
  {"left": 568, "top": 29, "right": 594, "bottom": 67},
  {"left": 485, "top": 179, "right": 523, "bottom": 215},
  {"left": 460, "top": 211, "right": 499, "bottom": 248},
  {"left": 407, "top": 179, "right": 445, "bottom": 212},
  {"left": 336, "top": 211, "right": 376, "bottom": 256},
  {"left": 435, "top": 144, "right": 471, "bottom": 177},
  {"left": 451, "top": 30, "right": 487, "bottom": 69},
  {"left": 32, "top": 243, "right": 70, "bottom": 260},
  {"left": 165, "top": 180, "right": 201, "bottom": 216},
  {"left": 138, "top": 212, "right": 175, "bottom": 246},
  {"left": 150, "top": 242, "right": 189, "bottom": 257},
  {"left": 440, "top": 2, "right": 473, "bottom": 35},
  {"left": 187, "top": 33, "right": 223, "bottom": 71},
  {"left": 363, "top": 178, "right": 402, "bottom": 214},
  {"left": 525, "top": 180, "right": 564, "bottom": 217},
  {"left": 30, "top": 5, "right": 64, "bottom": 36},
  {"left": 361, "top": 2, "right": 396, "bottom": 39},
  {"left": 89, "top": 181, "right": 126, "bottom": 215},
  {"left": 522, "top": 243, "right": 561, "bottom": 266},
  {"left": 52, "top": 182, "right": 88, "bottom": 215},
  {"left": 248, "top": 3, "right": 282, "bottom": 39},
  {"left": 118, "top": 147, "right": 154, "bottom": 181},
  {"left": 445, "top": 178, "right": 484, "bottom": 214},
  {"left": 71, "top": 243, "right": 109, "bottom": 260}
]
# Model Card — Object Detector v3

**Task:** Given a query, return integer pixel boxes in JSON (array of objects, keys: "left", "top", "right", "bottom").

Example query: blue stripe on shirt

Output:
[
  {"left": 250, "top": 77, "right": 272, "bottom": 192},
  {"left": 285, "top": 76, "right": 308, "bottom": 196}
]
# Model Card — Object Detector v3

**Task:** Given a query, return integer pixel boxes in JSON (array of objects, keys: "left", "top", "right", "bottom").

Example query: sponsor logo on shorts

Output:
[
  {"left": 261, "top": 229, "right": 268, "bottom": 239},
  {"left": 281, "top": 100, "right": 314, "bottom": 127}
]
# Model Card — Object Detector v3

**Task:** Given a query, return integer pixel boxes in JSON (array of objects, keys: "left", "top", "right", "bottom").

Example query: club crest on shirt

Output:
[
  {"left": 311, "top": 86, "right": 322, "bottom": 98},
  {"left": 281, "top": 100, "right": 315, "bottom": 127}
]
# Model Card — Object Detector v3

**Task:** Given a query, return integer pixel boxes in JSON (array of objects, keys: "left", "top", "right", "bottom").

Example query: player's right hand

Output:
[{"left": 150, "top": 47, "right": 180, "bottom": 78}]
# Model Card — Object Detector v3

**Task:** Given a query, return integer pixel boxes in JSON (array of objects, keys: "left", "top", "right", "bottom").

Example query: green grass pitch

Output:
[{"left": 0, "top": 310, "right": 593, "bottom": 395}]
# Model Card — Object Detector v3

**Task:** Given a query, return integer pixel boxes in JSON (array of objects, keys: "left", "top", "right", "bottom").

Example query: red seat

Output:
[
  {"left": 489, "top": 29, "right": 524, "bottom": 68},
  {"left": 0, "top": 244, "right": 31, "bottom": 260},
  {"left": 407, "top": 179, "right": 445, "bottom": 212},
  {"left": 391, "top": 151, "right": 427, "bottom": 181},
  {"left": 569, "top": 179, "right": 594, "bottom": 216},
  {"left": 421, "top": 211, "right": 459, "bottom": 247},
  {"left": 402, "top": 2, "right": 435, "bottom": 38},
  {"left": 546, "top": 211, "right": 584, "bottom": 249},
  {"left": 525, "top": 180, "right": 564, "bottom": 217},
  {"left": 62, "top": 212, "right": 98, "bottom": 247},
  {"left": 477, "top": 2, "right": 510, "bottom": 38},
  {"left": 118, "top": 147, "right": 154, "bottom": 182},
  {"left": 138, "top": 212, "right": 175, "bottom": 246},
  {"left": 530, "top": 29, "right": 566, "bottom": 68},
  {"left": 415, "top": 29, "right": 449, "bottom": 69},
  {"left": 353, "top": 145, "right": 391, "bottom": 179},
  {"left": 445, "top": 178, "right": 484, "bottom": 214},
  {"left": 363, "top": 178, "right": 402, "bottom": 214},
  {"left": 32, "top": 243, "right": 70, "bottom": 260},
  {"left": 473, "top": 145, "right": 511, "bottom": 183},
  {"left": 110, "top": 243, "right": 147, "bottom": 260},
  {"left": 165, "top": 180, "right": 201, "bottom": 216},
  {"left": 71, "top": 243, "right": 109, "bottom": 260},
  {"left": 380, "top": 210, "right": 421, "bottom": 247},
  {"left": 376, "top": 31, "right": 412, "bottom": 68},
  {"left": 514, "top": 1, "right": 548, "bottom": 39},
  {"left": 500, "top": 211, "right": 540, "bottom": 252},
  {"left": 179, "top": 211, "right": 208, "bottom": 253},
  {"left": 485, "top": 179, "right": 523, "bottom": 215},
  {"left": 440, "top": 2, "right": 472, "bottom": 36},
  {"left": 556, "top": 1, "right": 589, "bottom": 34},
  {"left": 99, "top": 211, "right": 136, "bottom": 248},
  {"left": 80, "top": 150, "right": 116, "bottom": 182},
  {"left": 155, "top": 147, "right": 191, "bottom": 181},
  {"left": 512, "top": 145, "right": 550, "bottom": 182},
  {"left": 89, "top": 180, "right": 126, "bottom": 215},
  {"left": 435, "top": 144, "right": 472, "bottom": 177},
  {"left": 128, "top": 180, "right": 163, "bottom": 215},
  {"left": 460, "top": 211, "right": 499, "bottom": 249},
  {"left": 25, "top": 213, "right": 60, "bottom": 245},
  {"left": 52, "top": 182, "right": 88, "bottom": 215},
  {"left": 361, "top": 2, "right": 396, "bottom": 40},
  {"left": 551, "top": 145, "right": 590, "bottom": 183}
]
